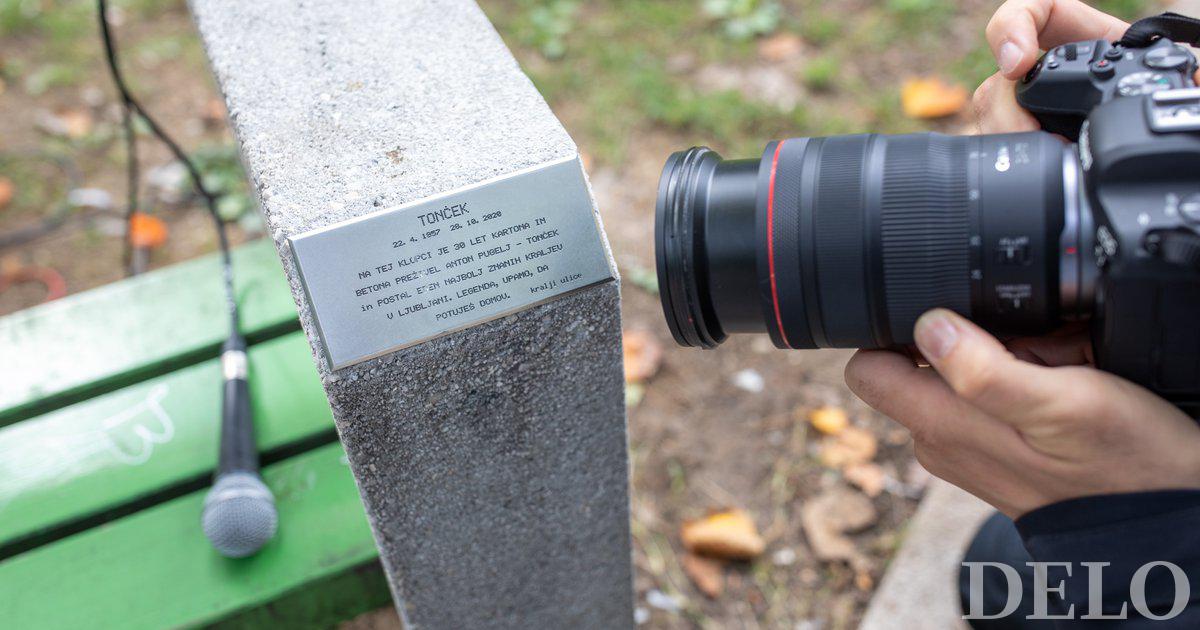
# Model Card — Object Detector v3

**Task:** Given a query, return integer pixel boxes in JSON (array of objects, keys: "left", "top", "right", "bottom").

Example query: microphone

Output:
[{"left": 202, "top": 335, "right": 278, "bottom": 558}]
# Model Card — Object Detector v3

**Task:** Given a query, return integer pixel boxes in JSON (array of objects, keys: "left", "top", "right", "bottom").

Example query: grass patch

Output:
[{"left": 803, "top": 55, "right": 839, "bottom": 92}]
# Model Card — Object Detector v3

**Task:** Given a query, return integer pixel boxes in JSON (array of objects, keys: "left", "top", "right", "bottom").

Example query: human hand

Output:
[
  {"left": 971, "top": 0, "right": 1200, "bottom": 134},
  {"left": 845, "top": 309, "right": 1200, "bottom": 517}
]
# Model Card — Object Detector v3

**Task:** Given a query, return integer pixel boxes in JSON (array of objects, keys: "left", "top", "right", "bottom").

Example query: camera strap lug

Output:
[{"left": 1119, "top": 12, "right": 1200, "bottom": 48}]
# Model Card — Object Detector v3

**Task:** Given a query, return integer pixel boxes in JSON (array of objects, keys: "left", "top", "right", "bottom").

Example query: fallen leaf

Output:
[
  {"left": 0, "top": 177, "right": 14, "bottom": 209},
  {"left": 818, "top": 426, "right": 878, "bottom": 469},
  {"left": 855, "top": 569, "right": 874, "bottom": 591},
  {"left": 901, "top": 77, "right": 968, "bottom": 119},
  {"left": 681, "top": 509, "right": 765, "bottom": 561},
  {"left": 202, "top": 97, "right": 227, "bottom": 127},
  {"left": 56, "top": 108, "right": 93, "bottom": 139},
  {"left": 801, "top": 487, "right": 877, "bottom": 571},
  {"left": 843, "top": 463, "right": 886, "bottom": 497},
  {"left": 622, "top": 329, "right": 663, "bottom": 383},
  {"left": 808, "top": 405, "right": 848, "bottom": 435},
  {"left": 129, "top": 213, "right": 168, "bottom": 249},
  {"left": 36, "top": 107, "right": 94, "bottom": 139},
  {"left": 681, "top": 553, "right": 724, "bottom": 598},
  {"left": 757, "top": 33, "right": 804, "bottom": 63}
]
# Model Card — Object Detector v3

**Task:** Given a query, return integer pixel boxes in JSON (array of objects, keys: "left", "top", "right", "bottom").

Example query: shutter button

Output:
[{"left": 1090, "top": 58, "right": 1115, "bottom": 79}]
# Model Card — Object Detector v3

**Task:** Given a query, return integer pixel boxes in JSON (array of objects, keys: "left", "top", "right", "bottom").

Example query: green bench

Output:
[{"left": 0, "top": 239, "right": 391, "bottom": 628}]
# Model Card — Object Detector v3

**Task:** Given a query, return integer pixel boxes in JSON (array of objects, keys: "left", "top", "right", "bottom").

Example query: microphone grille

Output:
[{"left": 202, "top": 471, "right": 278, "bottom": 558}]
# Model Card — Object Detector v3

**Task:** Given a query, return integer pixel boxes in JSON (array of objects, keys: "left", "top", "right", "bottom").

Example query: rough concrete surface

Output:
[
  {"left": 188, "top": 1, "right": 633, "bottom": 627},
  {"left": 860, "top": 479, "right": 992, "bottom": 629}
]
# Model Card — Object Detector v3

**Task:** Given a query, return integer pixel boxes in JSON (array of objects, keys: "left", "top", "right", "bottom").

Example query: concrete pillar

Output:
[{"left": 188, "top": 1, "right": 634, "bottom": 627}]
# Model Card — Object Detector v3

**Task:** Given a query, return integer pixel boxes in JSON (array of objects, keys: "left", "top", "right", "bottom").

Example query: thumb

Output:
[
  {"left": 913, "top": 308, "right": 1059, "bottom": 420},
  {"left": 985, "top": 0, "right": 1129, "bottom": 80}
]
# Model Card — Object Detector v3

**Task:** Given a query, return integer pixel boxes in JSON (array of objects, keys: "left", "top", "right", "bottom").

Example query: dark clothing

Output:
[{"left": 960, "top": 491, "right": 1200, "bottom": 628}]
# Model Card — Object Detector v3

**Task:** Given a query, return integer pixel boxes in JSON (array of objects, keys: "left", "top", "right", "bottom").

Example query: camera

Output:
[{"left": 655, "top": 35, "right": 1200, "bottom": 406}]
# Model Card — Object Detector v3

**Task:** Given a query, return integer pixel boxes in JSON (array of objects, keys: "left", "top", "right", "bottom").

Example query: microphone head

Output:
[{"left": 202, "top": 471, "right": 278, "bottom": 558}]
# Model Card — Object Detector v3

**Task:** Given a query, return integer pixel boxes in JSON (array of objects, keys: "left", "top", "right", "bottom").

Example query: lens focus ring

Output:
[{"left": 878, "top": 135, "right": 972, "bottom": 343}]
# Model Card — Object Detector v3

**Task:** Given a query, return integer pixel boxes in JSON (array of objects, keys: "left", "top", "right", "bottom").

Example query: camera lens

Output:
[{"left": 655, "top": 132, "right": 1082, "bottom": 350}]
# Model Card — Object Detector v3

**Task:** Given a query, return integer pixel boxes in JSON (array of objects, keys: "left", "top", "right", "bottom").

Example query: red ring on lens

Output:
[{"left": 767, "top": 140, "right": 789, "bottom": 347}]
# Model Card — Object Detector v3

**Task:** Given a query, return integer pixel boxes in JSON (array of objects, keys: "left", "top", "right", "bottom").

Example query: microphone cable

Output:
[{"left": 97, "top": 0, "right": 277, "bottom": 557}]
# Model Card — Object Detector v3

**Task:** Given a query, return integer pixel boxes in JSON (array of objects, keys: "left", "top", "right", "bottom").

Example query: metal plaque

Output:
[{"left": 289, "top": 156, "right": 615, "bottom": 369}]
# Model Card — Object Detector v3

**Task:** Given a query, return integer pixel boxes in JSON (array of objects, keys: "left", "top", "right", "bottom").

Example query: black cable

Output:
[
  {"left": 119, "top": 99, "right": 138, "bottom": 273},
  {"left": 96, "top": 0, "right": 240, "bottom": 335}
]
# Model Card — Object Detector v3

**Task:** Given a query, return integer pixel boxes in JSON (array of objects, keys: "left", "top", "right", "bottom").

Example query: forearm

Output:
[{"left": 1016, "top": 490, "right": 1200, "bottom": 627}]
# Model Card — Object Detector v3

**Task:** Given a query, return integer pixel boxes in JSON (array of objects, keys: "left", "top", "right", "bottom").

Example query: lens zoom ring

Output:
[
  {"left": 880, "top": 135, "right": 971, "bottom": 343},
  {"left": 813, "top": 136, "right": 873, "bottom": 347}
]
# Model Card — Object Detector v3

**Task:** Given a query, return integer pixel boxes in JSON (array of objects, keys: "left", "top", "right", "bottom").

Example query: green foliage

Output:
[
  {"left": 703, "top": 0, "right": 782, "bottom": 40},
  {"left": 884, "top": 0, "right": 953, "bottom": 29},
  {"left": 1092, "top": 0, "right": 1154, "bottom": 21},
  {"left": 23, "top": 63, "right": 83, "bottom": 95},
  {"left": 952, "top": 42, "right": 997, "bottom": 88},
  {"left": 803, "top": 56, "right": 839, "bottom": 92},
  {"left": 800, "top": 13, "right": 841, "bottom": 46},
  {"left": 190, "top": 145, "right": 254, "bottom": 222},
  {"left": 514, "top": 0, "right": 579, "bottom": 59}
]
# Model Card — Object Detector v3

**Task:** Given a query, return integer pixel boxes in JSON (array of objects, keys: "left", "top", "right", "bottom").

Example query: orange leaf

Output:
[
  {"left": 681, "top": 509, "right": 765, "bottom": 561},
  {"left": 843, "top": 463, "right": 886, "bottom": 497},
  {"left": 622, "top": 329, "right": 663, "bottom": 384},
  {"left": 0, "top": 177, "right": 13, "bottom": 210},
  {"left": 901, "top": 77, "right": 968, "bottom": 119},
  {"left": 681, "top": 553, "right": 725, "bottom": 598},
  {"left": 818, "top": 426, "right": 878, "bottom": 469},
  {"left": 808, "top": 405, "right": 848, "bottom": 435},
  {"left": 129, "top": 213, "right": 169, "bottom": 249},
  {"left": 758, "top": 33, "right": 804, "bottom": 63}
]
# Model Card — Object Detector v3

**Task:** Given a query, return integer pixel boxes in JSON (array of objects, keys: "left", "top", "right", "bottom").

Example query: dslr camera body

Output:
[
  {"left": 655, "top": 19, "right": 1200, "bottom": 408},
  {"left": 1019, "top": 36, "right": 1200, "bottom": 404}
]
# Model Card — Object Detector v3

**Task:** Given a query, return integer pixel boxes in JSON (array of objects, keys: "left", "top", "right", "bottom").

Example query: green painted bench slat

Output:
[
  {"left": 0, "top": 442, "right": 386, "bottom": 630},
  {"left": 0, "top": 239, "right": 300, "bottom": 425},
  {"left": 0, "top": 331, "right": 333, "bottom": 554}
]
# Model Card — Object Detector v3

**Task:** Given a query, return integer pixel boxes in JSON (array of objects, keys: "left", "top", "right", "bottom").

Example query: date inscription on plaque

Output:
[{"left": 289, "top": 156, "right": 615, "bottom": 369}]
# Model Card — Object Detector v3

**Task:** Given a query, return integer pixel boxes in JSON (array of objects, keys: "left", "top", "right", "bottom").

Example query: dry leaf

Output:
[
  {"left": 901, "top": 77, "right": 968, "bottom": 119},
  {"left": 681, "top": 509, "right": 765, "bottom": 561},
  {"left": 36, "top": 108, "right": 94, "bottom": 139},
  {"left": 855, "top": 569, "right": 874, "bottom": 591},
  {"left": 681, "top": 553, "right": 724, "bottom": 598},
  {"left": 758, "top": 33, "right": 804, "bottom": 63},
  {"left": 57, "top": 108, "right": 94, "bottom": 139},
  {"left": 808, "top": 405, "right": 848, "bottom": 435},
  {"left": 843, "top": 463, "right": 886, "bottom": 497},
  {"left": 801, "top": 487, "right": 877, "bottom": 571},
  {"left": 622, "top": 329, "right": 663, "bottom": 383},
  {"left": 818, "top": 426, "right": 878, "bottom": 469},
  {"left": 202, "top": 98, "right": 227, "bottom": 128},
  {"left": 0, "top": 177, "right": 14, "bottom": 210},
  {"left": 129, "top": 213, "right": 169, "bottom": 249}
]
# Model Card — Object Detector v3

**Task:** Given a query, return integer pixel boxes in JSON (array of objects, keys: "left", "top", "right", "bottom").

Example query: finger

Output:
[
  {"left": 912, "top": 308, "right": 1067, "bottom": 420},
  {"left": 973, "top": 73, "right": 1040, "bottom": 134},
  {"left": 986, "top": 0, "right": 1129, "bottom": 79},
  {"left": 844, "top": 349, "right": 1015, "bottom": 449},
  {"left": 1005, "top": 331, "right": 1093, "bottom": 366}
]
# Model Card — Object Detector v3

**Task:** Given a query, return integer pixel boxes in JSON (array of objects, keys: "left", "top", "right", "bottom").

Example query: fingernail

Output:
[
  {"left": 998, "top": 41, "right": 1023, "bottom": 75},
  {"left": 914, "top": 311, "right": 959, "bottom": 360}
]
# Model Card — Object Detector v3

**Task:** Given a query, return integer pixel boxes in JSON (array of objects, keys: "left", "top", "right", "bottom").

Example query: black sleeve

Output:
[{"left": 1015, "top": 490, "right": 1200, "bottom": 628}]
